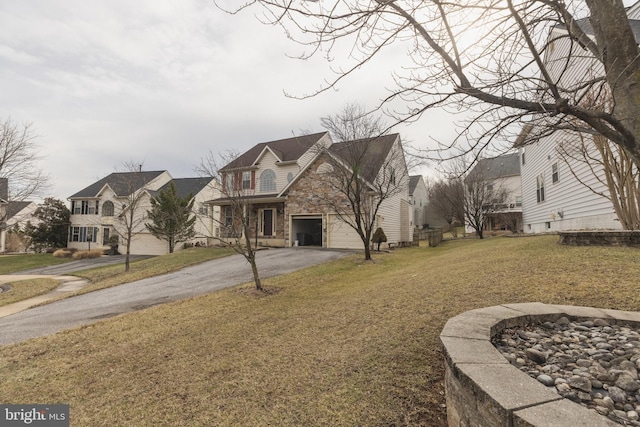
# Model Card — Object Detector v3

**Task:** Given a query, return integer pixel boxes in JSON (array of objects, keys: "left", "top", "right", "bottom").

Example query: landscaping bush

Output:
[
  {"left": 52, "top": 249, "right": 72, "bottom": 258},
  {"left": 371, "top": 227, "right": 387, "bottom": 251},
  {"left": 72, "top": 250, "right": 103, "bottom": 260}
]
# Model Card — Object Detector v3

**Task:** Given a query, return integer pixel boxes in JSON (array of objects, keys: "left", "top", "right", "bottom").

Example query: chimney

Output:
[{"left": 0, "top": 178, "right": 8, "bottom": 201}]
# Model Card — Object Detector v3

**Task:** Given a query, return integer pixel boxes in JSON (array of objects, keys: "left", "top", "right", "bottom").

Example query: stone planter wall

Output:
[
  {"left": 440, "top": 303, "right": 640, "bottom": 426},
  {"left": 559, "top": 231, "right": 640, "bottom": 247}
]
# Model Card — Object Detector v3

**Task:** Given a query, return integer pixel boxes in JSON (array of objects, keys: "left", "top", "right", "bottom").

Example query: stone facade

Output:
[
  {"left": 559, "top": 231, "right": 640, "bottom": 247},
  {"left": 285, "top": 157, "right": 354, "bottom": 246}
]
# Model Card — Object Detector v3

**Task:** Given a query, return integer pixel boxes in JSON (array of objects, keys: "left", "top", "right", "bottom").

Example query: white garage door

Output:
[{"left": 327, "top": 214, "right": 363, "bottom": 249}]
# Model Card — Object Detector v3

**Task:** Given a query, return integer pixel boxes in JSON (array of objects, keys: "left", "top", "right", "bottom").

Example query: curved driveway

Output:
[{"left": 0, "top": 248, "right": 349, "bottom": 346}]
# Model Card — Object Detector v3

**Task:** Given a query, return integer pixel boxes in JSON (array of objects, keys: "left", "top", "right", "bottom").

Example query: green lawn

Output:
[{"left": 1, "top": 236, "right": 639, "bottom": 426}]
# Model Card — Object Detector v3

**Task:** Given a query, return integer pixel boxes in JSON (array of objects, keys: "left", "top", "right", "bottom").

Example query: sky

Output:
[
  {"left": 2, "top": 1, "right": 636, "bottom": 202},
  {"left": 0, "top": 0, "right": 455, "bottom": 202}
]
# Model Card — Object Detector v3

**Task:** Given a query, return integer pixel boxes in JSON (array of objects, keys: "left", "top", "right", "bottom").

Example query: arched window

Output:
[
  {"left": 102, "top": 201, "right": 114, "bottom": 216},
  {"left": 317, "top": 162, "right": 334, "bottom": 174},
  {"left": 260, "top": 169, "right": 276, "bottom": 192}
]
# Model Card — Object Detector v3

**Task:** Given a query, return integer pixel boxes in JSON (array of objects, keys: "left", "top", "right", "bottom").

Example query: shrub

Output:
[
  {"left": 371, "top": 227, "right": 388, "bottom": 251},
  {"left": 52, "top": 249, "right": 72, "bottom": 258},
  {"left": 72, "top": 249, "right": 103, "bottom": 260}
]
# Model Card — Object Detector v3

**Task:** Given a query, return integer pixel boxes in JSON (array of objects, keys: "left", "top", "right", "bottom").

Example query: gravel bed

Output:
[{"left": 493, "top": 317, "right": 640, "bottom": 426}]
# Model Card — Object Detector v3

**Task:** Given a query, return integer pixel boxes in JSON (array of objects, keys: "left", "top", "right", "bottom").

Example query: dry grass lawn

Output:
[
  {"left": 0, "top": 278, "right": 59, "bottom": 307},
  {"left": 1, "top": 236, "right": 640, "bottom": 426}
]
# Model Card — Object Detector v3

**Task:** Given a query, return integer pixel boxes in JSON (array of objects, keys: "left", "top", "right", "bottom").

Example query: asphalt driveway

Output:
[{"left": 0, "top": 248, "right": 349, "bottom": 346}]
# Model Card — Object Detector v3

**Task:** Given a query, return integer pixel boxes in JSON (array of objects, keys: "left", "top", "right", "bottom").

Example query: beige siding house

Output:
[
  {"left": 68, "top": 171, "right": 220, "bottom": 255},
  {"left": 210, "top": 132, "right": 412, "bottom": 250}
]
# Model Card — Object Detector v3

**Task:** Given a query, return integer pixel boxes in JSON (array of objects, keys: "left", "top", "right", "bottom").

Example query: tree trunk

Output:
[
  {"left": 250, "top": 251, "right": 263, "bottom": 291},
  {"left": 585, "top": 0, "right": 640, "bottom": 166}
]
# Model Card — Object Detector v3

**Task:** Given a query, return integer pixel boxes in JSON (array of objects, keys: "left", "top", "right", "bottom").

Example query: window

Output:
[
  {"left": 536, "top": 174, "right": 545, "bottom": 203},
  {"left": 521, "top": 151, "right": 526, "bottom": 165},
  {"left": 102, "top": 201, "right": 114, "bottom": 216},
  {"left": 552, "top": 163, "right": 559, "bottom": 183},
  {"left": 103, "top": 227, "right": 110, "bottom": 245},
  {"left": 72, "top": 200, "right": 98, "bottom": 215},
  {"left": 486, "top": 182, "right": 494, "bottom": 192},
  {"left": 545, "top": 222, "right": 551, "bottom": 229},
  {"left": 287, "top": 172, "right": 293, "bottom": 183},
  {"left": 225, "top": 173, "right": 234, "bottom": 193},
  {"left": 242, "top": 171, "right": 252, "bottom": 190},
  {"left": 260, "top": 169, "right": 276, "bottom": 192},
  {"left": 260, "top": 208, "right": 276, "bottom": 236},
  {"left": 515, "top": 196, "right": 522, "bottom": 207},
  {"left": 198, "top": 203, "right": 209, "bottom": 216},
  {"left": 224, "top": 206, "right": 233, "bottom": 226},
  {"left": 70, "top": 226, "right": 98, "bottom": 242}
]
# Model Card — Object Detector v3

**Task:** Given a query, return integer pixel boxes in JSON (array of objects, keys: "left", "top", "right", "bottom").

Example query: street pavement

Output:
[{"left": 0, "top": 248, "right": 350, "bottom": 346}]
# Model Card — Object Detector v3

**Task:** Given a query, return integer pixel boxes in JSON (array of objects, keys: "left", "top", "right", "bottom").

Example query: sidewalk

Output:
[{"left": 0, "top": 275, "right": 89, "bottom": 319}]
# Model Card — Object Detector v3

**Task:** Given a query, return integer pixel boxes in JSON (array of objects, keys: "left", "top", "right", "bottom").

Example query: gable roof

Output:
[
  {"left": 328, "top": 134, "right": 399, "bottom": 183},
  {"left": 220, "top": 132, "right": 329, "bottom": 172},
  {"left": 151, "top": 177, "right": 215, "bottom": 199},
  {"left": 70, "top": 171, "right": 166, "bottom": 198},
  {"left": 409, "top": 175, "right": 423, "bottom": 195},
  {"left": 474, "top": 153, "right": 520, "bottom": 180},
  {"left": 7, "top": 201, "right": 33, "bottom": 219}
]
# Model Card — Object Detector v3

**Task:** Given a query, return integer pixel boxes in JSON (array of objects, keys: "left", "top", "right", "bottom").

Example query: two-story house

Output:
[
  {"left": 68, "top": 171, "right": 219, "bottom": 255},
  {"left": 210, "top": 131, "right": 412, "bottom": 249},
  {"left": 519, "top": 2, "right": 640, "bottom": 233},
  {"left": 409, "top": 175, "right": 428, "bottom": 229},
  {"left": 465, "top": 153, "right": 523, "bottom": 234}
]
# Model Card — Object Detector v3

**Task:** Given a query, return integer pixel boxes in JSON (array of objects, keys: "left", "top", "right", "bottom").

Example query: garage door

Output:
[{"left": 327, "top": 214, "right": 363, "bottom": 249}]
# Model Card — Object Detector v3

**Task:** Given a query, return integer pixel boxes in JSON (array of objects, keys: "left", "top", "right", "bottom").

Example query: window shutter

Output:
[{"left": 251, "top": 171, "right": 256, "bottom": 189}]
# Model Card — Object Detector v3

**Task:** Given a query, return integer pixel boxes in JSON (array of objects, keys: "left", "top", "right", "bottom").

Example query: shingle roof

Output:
[
  {"left": 409, "top": 175, "right": 422, "bottom": 195},
  {"left": 152, "top": 177, "right": 214, "bottom": 199},
  {"left": 220, "top": 132, "right": 329, "bottom": 171},
  {"left": 560, "top": 17, "right": 640, "bottom": 42},
  {"left": 70, "top": 171, "right": 166, "bottom": 198},
  {"left": 328, "top": 134, "right": 399, "bottom": 183},
  {"left": 7, "top": 201, "right": 32, "bottom": 219},
  {"left": 474, "top": 153, "right": 520, "bottom": 179}
]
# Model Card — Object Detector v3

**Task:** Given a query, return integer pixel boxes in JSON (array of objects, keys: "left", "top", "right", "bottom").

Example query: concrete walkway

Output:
[{"left": 0, "top": 275, "right": 89, "bottom": 318}]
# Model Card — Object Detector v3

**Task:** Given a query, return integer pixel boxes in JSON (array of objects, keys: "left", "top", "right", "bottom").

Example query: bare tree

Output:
[
  {"left": 0, "top": 118, "right": 49, "bottom": 201},
  {"left": 463, "top": 165, "right": 509, "bottom": 239},
  {"left": 428, "top": 178, "right": 464, "bottom": 237},
  {"left": 316, "top": 103, "right": 408, "bottom": 260},
  {"left": 111, "top": 161, "right": 153, "bottom": 272},
  {"left": 196, "top": 151, "right": 263, "bottom": 291},
  {"left": 220, "top": 1, "right": 640, "bottom": 167}
]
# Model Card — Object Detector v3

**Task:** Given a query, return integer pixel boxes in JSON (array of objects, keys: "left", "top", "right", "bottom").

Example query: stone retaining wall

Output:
[
  {"left": 558, "top": 231, "right": 640, "bottom": 247},
  {"left": 440, "top": 303, "right": 640, "bottom": 426}
]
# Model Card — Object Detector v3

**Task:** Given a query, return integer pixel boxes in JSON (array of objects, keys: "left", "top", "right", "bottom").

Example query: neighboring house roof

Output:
[
  {"left": 219, "top": 132, "right": 329, "bottom": 171},
  {"left": 151, "top": 177, "right": 215, "bottom": 200},
  {"left": 70, "top": 171, "right": 167, "bottom": 198},
  {"left": 328, "top": 134, "right": 399, "bottom": 183},
  {"left": 558, "top": 17, "right": 640, "bottom": 41},
  {"left": 474, "top": 153, "right": 520, "bottom": 180},
  {"left": 7, "top": 201, "right": 33, "bottom": 220},
  {"left": 409, "top": 175, "right": 423, "bottom": 195}
]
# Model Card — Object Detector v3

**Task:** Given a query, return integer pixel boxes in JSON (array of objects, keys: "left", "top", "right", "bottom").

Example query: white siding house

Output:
[
  {"left": 519, "top": 5, "right": 640, "bottom": 233},
  {"left": 409, "top": 175, "right": 429, "bottom": 229}
]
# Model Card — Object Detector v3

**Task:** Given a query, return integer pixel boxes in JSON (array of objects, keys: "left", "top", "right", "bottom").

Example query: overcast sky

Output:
[
  {"left": 2, "top": 1, "right": 635, "bottom": 201},
  {"left": 0, "top": 0, "right": 463, "bottom": 201}
]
